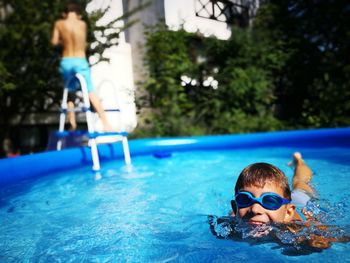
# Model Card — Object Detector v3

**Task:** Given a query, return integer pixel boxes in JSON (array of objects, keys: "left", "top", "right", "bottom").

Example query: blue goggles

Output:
[{"left": 234, "top": 191, "right": 291, "bottom": 210}]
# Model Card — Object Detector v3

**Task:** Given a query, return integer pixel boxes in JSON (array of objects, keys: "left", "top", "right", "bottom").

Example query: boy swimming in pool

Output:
[
  {"left": 210, "top": 152, "right": 349, "bottom": 250},
  {"left": 231, "top": 152, "right": 313, "bottom": 223}
]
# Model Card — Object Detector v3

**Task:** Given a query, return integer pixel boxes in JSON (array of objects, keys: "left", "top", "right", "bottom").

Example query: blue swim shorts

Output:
[{"left": 59, "top": 57, "right": 94, "bottom": 92}]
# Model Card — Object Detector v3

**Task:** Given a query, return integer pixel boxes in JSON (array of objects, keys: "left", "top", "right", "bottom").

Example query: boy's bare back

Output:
[{"left": 52, "top": 15, "right": 87, "bottom": 58}]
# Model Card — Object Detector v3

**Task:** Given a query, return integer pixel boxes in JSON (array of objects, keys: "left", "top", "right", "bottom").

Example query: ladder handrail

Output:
[
  {"left": 56, "top": 73, "right": 131, "bottom": 171},
  {"left": 75, "top": 73, "right": 100, "bottom": 171}
]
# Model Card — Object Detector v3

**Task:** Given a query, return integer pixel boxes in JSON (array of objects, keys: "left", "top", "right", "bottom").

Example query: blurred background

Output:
[{"left": 1, "top": 0, "right": 349, "bottom": 156}]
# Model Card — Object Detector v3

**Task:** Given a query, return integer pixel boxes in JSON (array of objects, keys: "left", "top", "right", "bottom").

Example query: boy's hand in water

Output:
[
  {"left": 295, "top": 225, "right": 350, "bottom": 249},
  {"left": 308, "top": 235, "right": 332, "bottom": 249},
  {"left": 298, "top": 234, "right": 344, "bottom": 249}
]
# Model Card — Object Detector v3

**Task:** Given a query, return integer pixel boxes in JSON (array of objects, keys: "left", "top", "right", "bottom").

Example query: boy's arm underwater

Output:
[
  {"left": 284, "top": 223, "right": 350, "bottom": 249},
  {"left": 209, "top": 215, "right": 350, "bottom": 250}
]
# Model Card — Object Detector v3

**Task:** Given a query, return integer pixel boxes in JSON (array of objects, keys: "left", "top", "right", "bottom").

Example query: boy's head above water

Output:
[
  {"left": 233, "top": 162, "right": 297, "bottom": 224},
  {"left": 235, "top": 162, "right": 291, "bottom": 198}
]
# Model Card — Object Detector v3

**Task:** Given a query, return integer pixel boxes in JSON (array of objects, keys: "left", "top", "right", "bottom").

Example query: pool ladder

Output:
[{"left": 56, "top": 73, "right": 131, "bottom": 171}]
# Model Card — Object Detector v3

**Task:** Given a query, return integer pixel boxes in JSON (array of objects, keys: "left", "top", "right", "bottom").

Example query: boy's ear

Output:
[
  {"left": 284, "top": 204, "right": 296, "bottom": 223},
  {"left": 230, "top": 200, "right": 237, "bottom": 216}
]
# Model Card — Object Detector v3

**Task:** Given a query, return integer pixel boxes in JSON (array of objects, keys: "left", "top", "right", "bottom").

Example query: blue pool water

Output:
[{"left": 1, "top": 145, "right": 350, "bottom": 262}]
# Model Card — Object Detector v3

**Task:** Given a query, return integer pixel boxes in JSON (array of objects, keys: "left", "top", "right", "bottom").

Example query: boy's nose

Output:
[{"left": 250, "top": 202, "right": 265, "bottom": 214}]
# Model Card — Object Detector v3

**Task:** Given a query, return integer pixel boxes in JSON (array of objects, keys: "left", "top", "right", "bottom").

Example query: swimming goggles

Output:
[{"left": 234, "top": 191, "right": 291, "bottom": 210}]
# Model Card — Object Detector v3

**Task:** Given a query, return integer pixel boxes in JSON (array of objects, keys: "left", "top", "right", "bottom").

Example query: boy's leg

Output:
[
  {"left": 67, "top": 101, "right": 77, "bottom": 130},
  {"left": 88, "top": 92, "right": 113, "bottom": 132},
  {"left": 77, "top": 60, "right": 113, "bottom": 132},
  {"left": 291, "top": 152, "right": 315, "bottom": 195}
]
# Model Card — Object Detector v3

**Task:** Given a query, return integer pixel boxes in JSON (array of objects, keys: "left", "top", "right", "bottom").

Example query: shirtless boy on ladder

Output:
[{"left": 51, "top": 1, "right": 113, "bottom": 132}]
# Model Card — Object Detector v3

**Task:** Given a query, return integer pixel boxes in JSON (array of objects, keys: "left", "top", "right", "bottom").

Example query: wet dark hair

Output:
[
  {"left": 64, "top": 2, "right": 82, "bottom": 15},
  {"left": 234, "top": 163, "right": 291, "bottom": 200}
]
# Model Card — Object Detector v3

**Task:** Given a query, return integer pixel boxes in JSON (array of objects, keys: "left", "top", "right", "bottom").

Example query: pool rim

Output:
[{"left": 1, "top": 127, "right": 349, "bottom": 187}]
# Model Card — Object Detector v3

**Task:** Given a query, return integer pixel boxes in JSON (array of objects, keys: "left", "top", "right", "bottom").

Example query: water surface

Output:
[{"left": 1, "top": 147, "right": 350, "bottom": 262}]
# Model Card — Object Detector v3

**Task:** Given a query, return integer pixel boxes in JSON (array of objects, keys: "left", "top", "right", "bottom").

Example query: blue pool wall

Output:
[{"left": 1, "top": 127, "right": 349, "bottom": 187}]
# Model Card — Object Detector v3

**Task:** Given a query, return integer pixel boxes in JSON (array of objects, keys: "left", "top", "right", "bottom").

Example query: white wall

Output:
[{"left": 86, "top": 0, "right": 137, "bottom": 132}]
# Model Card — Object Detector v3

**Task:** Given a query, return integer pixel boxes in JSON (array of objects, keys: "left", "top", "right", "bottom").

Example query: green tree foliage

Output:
[
  {"left": 205, "top": 27, "right": 286, "bottom": 133},
  {"left": 137, "top": 0, "right": 350, "bottom": 137},
  {"left": 0, "top": 0, "right": 129, "bottom": 137},
  {"left": 136, "top": 24, "right": 284, "bottom": 137},
  {"left": 255, "top": 0, "right": 350, "bottom": 127},
  {"left": 0, "top": 0, "right": 62, "bottom": 127},
  {"left": 138, "top": 24, "right": 199, "bottom": 136}
]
